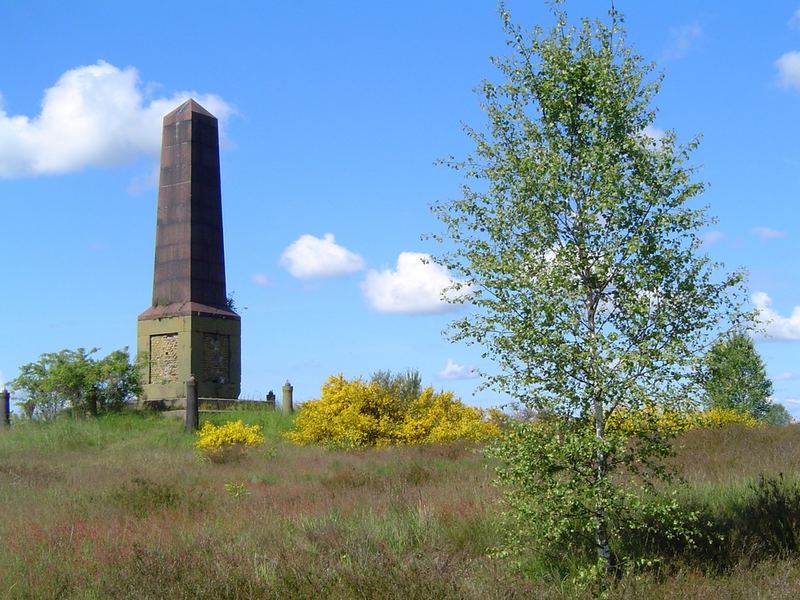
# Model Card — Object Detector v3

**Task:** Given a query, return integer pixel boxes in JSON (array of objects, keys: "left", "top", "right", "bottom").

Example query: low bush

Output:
[
  {"left": 285, "top": 373, "right": 498, "bottom": 448},
  {"left": 195, "top": 420, "right": 265, "bottom": 463},
  {"left": 11, "top": 347, "right": 140, "bottom": 419},
  {"left": 693, "top": 408, "right": 761, "bottom": 429},
  {"left": 110, "top": 477, "right": 187, "bottom": 518},
  {"left": 607, "top": 406, "right": 759, "bottom": 435},
  {"left": 689, "top": 474, "right": 800, "bottom": 568}
]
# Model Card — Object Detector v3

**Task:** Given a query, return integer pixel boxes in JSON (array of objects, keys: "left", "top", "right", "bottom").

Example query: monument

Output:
[{"left": 137, "top": 99, "right": 241, "bottom": 407}]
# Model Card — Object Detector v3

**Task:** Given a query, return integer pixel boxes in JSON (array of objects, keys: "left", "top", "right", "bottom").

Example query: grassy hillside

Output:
[{"left": 2, "top": 412, "right": 800, "bottom": 599}]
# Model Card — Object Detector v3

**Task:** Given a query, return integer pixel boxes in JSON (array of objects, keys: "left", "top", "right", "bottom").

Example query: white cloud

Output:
[
  {"left": 753, "top": 291, "right": 800, "bottom": 340},
  {"left": 361, "top": 252, "right": 467, "bottom": 314},
  {"left": 772, "top": 371, "right": 797, "bottom": 382},
  {"left": 280, "top": 233, "right": 365, "bottom": 279},
  {"left": 790, "top": 9, "right": 800, "bottom": 29},
  {"left": 753, "top": 226, "right": 786, "bottom": 240},
  {"left": 642, "top": 125, "right": 665, "bottom": 141},
  {"left": 776, "top": 51, "right": 800, "bottom": 90},
  {"left": 700, "top": 230, "right": 724, "bottom": 245},
  {"left": 127, "top": 164, "right": 159, "bottom": 196},
  {"left": 0, "top": 60, "right": 233, "bottom": 178},
  {"left": 771, "top": 396, "right": 800, "bottom": 420},
  {"left": 640, "top": 125, "right": 667, "bottom": 151},
  {"left": 665, "top": 23, "right": 703, "bottom": 60},
  {"left": 437, "top": 359, "right": 479, "bottom": 380},
  {"left": 251, "top": 273, "right": 271, "bottom": 287}
]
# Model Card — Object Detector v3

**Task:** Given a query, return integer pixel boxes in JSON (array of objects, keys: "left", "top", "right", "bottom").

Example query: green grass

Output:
[
  {"left": 2, "top": 415, "right": 800, "bottom": 598},
  {"left": 0, "top": 410, "right": 190, "bottom": 455},
  {"left": 201, "top": 406, "right": 295, "bottom": 439}
]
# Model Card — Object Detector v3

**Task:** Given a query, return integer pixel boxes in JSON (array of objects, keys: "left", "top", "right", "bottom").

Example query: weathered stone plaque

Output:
[{"left": 150, "top": 333, "right": 179, "bottom": 384}]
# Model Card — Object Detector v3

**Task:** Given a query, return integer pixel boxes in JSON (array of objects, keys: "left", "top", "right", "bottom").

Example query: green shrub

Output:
[
  {"left": 11, "top": 347, "right": 141, "bottom": 419},
  {"left": 110, "top": 477, "right": 183, "bottom": 518}
]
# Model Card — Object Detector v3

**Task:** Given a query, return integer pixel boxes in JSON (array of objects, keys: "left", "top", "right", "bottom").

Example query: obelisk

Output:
[{"left": 137, "top": 99, "right": 241, "bottom": 407}]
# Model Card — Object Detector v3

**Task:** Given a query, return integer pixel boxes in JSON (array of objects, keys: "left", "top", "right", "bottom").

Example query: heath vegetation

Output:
[
  {"left": 2, "top": 412, "right": 800, "bottom": 599},
  {"left": 3, "top": 3, "right": 797, "bottom": 598}
]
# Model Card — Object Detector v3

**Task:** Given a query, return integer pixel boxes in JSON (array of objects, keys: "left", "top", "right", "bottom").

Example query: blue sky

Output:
[{"left": 1, "top": 1, "right": 799, "bottom": 415}]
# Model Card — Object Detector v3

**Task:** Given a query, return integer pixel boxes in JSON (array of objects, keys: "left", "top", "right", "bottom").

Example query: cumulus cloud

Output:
[
  {"left": 665, "top": 23, "right": 703, "bottom": 60},
  {"left": 777, "top": 51, "right": 800, "bottom": 89},
  {"left": 0, "top": 60, "right": 233, "bottom": 178},
  {"left": 437, "top": 359, "right": 479, "bottom": 380},
  {"left": 361, "top": 252, "right": 467, "bottom": 315},
  {"left": 753, "top": 291, "right": 800, "bottom": 341},
  {"left": 753, "top": 226, "right": 786, "bottom": 240},
  {"left": 280, "top": 233, "right": 365, "bottom": 279},
  {"left": 251, "top": 273, "right": 271, "bottom": 287}
]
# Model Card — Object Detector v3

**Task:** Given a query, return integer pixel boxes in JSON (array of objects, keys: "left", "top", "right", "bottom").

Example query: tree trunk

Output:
[
  {"left": 594, "top": 398, "right": 613, "bottom": 573},
  {"left": 588, "top": 291, "right": 613, "bottom": 573},
  {"left": 596, "top": 515, "right": 613, "bottom": 573}
]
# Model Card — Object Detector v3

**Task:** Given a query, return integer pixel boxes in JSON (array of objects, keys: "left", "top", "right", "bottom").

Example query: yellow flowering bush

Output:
[
  {"left": 285, "top": 374, "right": 498, "bottom": 448},
  {"left": 607, "top": 406, "right": 759, "bottom": 435},
  {"left": 398, "top": 387, "right": 498, "bottom": 444},
  {"left": 691, "top": 408, "right": 760, "bottom": 429},
  {"left": 195, "top": 420, "right": 265, "bottom": 463}
]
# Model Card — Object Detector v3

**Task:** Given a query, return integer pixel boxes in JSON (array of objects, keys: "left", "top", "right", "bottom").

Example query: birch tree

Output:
[{"left": 432, "top": 4, "right": 747, "bottom": 579}]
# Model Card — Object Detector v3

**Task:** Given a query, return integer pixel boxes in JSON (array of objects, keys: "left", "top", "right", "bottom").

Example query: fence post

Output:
[
  {"left": 1, "top": 388, "right": 9, "bottom": 430},
  {"left": 265, "top": 390, "right": 276, "bottom": 410},
  {"left": 282, "top": 381, "right": 294, "bottom": 414},
  {"left": 185, "top": 376, "right": 199, "bottom": 433}
]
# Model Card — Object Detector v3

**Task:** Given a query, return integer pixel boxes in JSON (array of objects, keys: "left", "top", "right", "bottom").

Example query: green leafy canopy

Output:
[
  {"left": 11, "top": 347, "right": 141, "bottom": 419},
  {"left": 431, "top": 2, "right": 749, "bottom": 581},
  {"left": 703, "top": 332, "right": 776, "bottom": 421}
]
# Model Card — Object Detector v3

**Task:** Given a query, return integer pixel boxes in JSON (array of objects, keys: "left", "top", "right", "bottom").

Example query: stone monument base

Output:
[{"left": 137, "top": 310, "right": 241, "bottom": 407}]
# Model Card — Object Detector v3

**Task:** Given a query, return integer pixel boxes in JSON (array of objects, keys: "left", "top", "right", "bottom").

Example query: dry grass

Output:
[
  {"left": 2, "top": 413, "right": 800, "bottom": 598},
  {"left": 672, "top": 423, "right": 800, "bottom": 483}
]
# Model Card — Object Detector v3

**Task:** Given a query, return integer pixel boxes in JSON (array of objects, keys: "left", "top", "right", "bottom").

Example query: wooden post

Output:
[
  {"left": 185, "top": 376, "right": 199, "bottom": 432},
  {"left": 1, "top": 388, "right": 9, "bottom": 430},
  {"left": 281, "top": 381, "right": 294, "bottom": 415}
]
